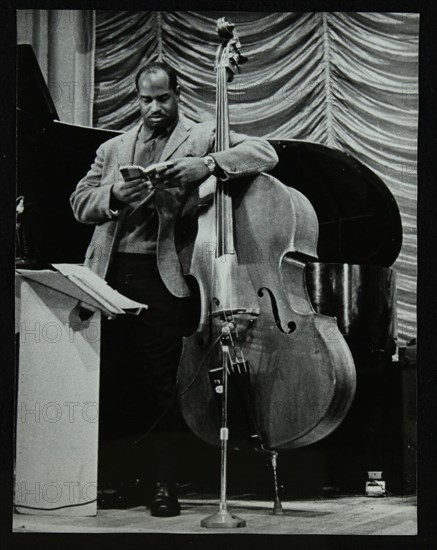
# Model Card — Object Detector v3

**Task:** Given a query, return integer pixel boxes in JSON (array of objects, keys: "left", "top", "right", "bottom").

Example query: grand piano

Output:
[{"left": 17, "top": 44, "right": 410, "bottom": 497}]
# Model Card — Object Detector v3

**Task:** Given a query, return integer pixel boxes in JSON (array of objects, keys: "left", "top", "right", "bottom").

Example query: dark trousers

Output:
[{"left": 100, "top": 253, "right": 198, "bottom": 483}]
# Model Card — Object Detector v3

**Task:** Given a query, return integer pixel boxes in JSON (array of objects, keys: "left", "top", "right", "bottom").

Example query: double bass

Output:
[{"left": 177, "top": 19, "right": 356, "bottom": 454}]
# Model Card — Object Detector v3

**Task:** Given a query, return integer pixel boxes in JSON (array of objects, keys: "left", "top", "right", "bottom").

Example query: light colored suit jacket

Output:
[{"left": 70, "top": 116, "right": 278, "bottom": 297}]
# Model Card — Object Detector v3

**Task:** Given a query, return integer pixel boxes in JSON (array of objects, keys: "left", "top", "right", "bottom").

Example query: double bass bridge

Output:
[
  {"left": 211, "top": 307, "right": 260, "bottom": 343},
  {"left": 211, "top": 307, "right": 260, "bottom": 323}
]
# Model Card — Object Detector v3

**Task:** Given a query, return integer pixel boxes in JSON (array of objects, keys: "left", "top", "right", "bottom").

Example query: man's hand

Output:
[
  {"left": 157, "top": 157, "right": 210, "bottom": 186},
  {"left": 112, "top": 177, "right": 153, "bottom": 204}
]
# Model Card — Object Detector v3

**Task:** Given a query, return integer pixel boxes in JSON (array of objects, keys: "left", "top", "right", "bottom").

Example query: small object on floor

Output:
[
  {"left": 366, "top": 471, "right": 386, "bottom": 497},
  {"left": 150, "top": 482, "right": 181, "bottom": 517}
]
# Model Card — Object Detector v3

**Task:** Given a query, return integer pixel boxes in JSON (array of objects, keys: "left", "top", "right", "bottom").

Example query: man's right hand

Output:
[{"left": 112, "top": 177, "right": 153, "bottom": 204}]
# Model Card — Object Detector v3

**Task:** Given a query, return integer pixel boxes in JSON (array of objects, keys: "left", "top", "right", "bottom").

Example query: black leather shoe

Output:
[{"left": 150, "top": 482, "right": 181, "bottom": 517}]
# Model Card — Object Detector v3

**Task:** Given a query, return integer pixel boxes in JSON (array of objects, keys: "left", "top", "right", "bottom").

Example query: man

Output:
[{"left": 70, "top": 61, "right": 278, "bottom": 517}]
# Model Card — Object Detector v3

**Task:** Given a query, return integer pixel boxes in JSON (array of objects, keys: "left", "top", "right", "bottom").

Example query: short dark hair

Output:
[{"left": 135, "top": 61, "right": 178, "bottom": 92}]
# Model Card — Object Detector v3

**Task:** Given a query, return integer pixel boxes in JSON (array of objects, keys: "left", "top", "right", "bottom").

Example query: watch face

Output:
[{"left": 205, "top": 157, "right": 215, "bottom": 173}]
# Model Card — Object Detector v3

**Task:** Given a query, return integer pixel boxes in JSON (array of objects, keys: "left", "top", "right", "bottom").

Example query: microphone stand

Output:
[{"left": 201, "top": 324, "right": 246, "bottom": 528}]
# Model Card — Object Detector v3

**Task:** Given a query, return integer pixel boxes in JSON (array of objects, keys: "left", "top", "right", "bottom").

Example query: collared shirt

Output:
[{"left": 117, "top": 121, "right": 176, "bottom": 255}]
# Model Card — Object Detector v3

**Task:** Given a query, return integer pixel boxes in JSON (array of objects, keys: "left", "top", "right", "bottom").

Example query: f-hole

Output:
[{"left": 258, "top": 287, "right": 297, "bottom": 334}]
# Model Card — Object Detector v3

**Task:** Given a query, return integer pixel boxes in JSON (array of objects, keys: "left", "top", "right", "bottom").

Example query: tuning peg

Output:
[{"left": 217, "top": 17, "right": 235, "bottom": 38}]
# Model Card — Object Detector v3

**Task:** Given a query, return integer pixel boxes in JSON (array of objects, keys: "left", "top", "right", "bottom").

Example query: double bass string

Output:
[{"left": 214, "top": 52, "right": 249, "bottom": 377}]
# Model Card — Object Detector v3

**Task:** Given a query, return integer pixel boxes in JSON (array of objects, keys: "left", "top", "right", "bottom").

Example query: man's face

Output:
[{"left": 137, "top": 69, "right": 179, "bottom": 131}]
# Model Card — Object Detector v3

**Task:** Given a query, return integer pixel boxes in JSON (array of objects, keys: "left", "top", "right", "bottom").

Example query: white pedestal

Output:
[{"left": 15, "top": 276, "right": 101, "bottom": 516}]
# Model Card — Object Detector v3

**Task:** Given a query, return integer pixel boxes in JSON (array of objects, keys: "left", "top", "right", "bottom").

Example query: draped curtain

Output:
[
  {"left": 93, "top": 11, "right": 419, "bottom": 345},
  {"left": 17, "top": 9, "right": 96, "bottom": 126}
]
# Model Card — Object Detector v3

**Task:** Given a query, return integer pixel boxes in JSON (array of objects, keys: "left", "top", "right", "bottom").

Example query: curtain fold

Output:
[
  {"left": 93, "top": 11, "right": 419, "bottom": 345},
  {"left": 325, "top": 13, "right": 418, "bottom": 345}
]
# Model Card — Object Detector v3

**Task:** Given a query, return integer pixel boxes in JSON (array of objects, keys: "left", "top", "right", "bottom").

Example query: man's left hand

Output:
[{"left": 156, "top": 157, "right": 209, "bottom": 186}]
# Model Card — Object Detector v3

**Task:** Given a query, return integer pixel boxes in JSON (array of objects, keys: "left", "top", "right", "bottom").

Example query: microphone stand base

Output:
[{"left": 201, "top": 509, "right": 246, "bottom": 528}]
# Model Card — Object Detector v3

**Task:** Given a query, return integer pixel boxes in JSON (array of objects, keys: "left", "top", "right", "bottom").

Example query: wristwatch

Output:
[{"left": 203, "top": 155, "right": 216, "bottom": 175}]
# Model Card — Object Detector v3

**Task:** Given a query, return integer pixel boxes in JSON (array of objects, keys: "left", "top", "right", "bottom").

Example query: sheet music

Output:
[
  {"left": 52, "top": 264, "right": 148, "bottom": 314},
  {"left": 15, "top": 269, "right": 110, "bottom": 313}
]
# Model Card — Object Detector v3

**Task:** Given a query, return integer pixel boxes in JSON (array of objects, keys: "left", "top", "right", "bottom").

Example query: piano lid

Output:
[
  {"left": 17, "top": 44, "right": 121, "bottom": 265},
  {"left": 269, "top": 140, "right": 403, "bottom": 268},
  {"left": 18, "top": 44, "right": 59, "bottom": 121}
]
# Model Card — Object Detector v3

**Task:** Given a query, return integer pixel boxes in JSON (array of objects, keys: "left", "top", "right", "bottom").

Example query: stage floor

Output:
[{"left": 13, "top": 494, "right": 417, "bottom": 535}]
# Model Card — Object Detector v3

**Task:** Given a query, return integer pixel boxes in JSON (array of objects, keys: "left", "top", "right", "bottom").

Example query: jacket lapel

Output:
[
  {"left": 160, "top": 116, "right": 193, "bottom": 161},
  {"left": 111, "top": 125, "right": 141, "bottom": 239},
  {"left": 118, "top": 124, "right": 142, "bottom": 165}
]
